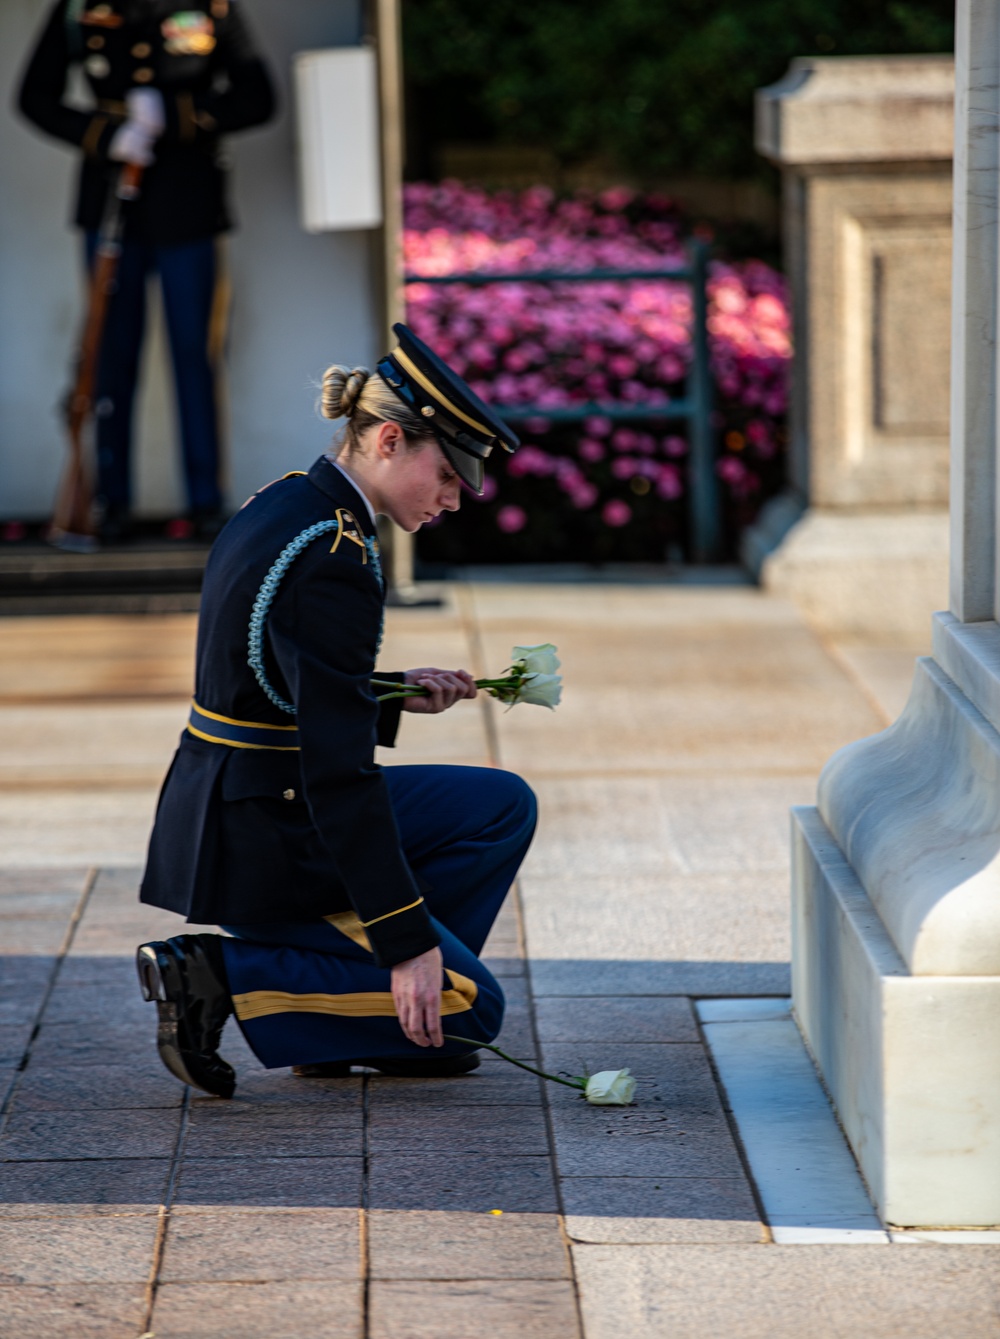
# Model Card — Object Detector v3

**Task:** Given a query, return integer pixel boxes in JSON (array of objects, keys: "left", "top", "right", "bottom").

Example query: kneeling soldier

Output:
[{"left": 135, "top": 325, "right": 534, "bottom": 1095}]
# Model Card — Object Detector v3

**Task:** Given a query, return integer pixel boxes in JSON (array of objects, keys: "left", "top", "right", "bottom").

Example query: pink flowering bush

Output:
[{"left": 404, "top": 181, "right": 791, "bottom": 564}]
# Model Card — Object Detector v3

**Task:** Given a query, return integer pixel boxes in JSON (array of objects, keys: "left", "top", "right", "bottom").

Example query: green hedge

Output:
[{"left": 403, "top": 1, "right": 954, "bottom": 184}]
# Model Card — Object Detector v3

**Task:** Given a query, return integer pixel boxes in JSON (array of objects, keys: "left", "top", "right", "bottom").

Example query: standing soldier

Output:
[{"left": 17, "top": 0, "right": 276, "bottom": 543}]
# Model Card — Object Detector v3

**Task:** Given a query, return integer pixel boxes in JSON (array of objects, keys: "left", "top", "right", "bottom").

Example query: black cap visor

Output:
[{"left": 437, "top": 436, "right": 485, "bottom": 494}]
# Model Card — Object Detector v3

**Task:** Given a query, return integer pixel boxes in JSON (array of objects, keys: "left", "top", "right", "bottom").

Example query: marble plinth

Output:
[{"left": 791, "top": 619, "right": 1000, "bottom": 1225}]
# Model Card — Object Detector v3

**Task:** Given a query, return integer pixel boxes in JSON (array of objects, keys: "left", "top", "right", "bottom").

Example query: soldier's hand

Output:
[
  {"left": 391, "top": 947, "right": 444, "bottom": 1047},
  {"left": 402, "top": 668, "right": 477, "bottom": 714}
]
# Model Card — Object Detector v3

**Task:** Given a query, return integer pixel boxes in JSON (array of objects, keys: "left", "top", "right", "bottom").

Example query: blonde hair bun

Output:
[{"left": 321, "top": 364, "right": 371, "bottom": 420}]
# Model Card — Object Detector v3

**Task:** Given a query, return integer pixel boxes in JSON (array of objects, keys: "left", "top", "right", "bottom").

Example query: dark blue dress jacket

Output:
[{"left": 139, "top": 457, "right": 441, "bottom": 969}]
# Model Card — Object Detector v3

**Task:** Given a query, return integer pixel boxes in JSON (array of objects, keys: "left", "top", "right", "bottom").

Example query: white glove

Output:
[
  {"left": 125, "top": 87, "right": 165, "bottom": 137},
  {"left": 108, "top": 120, "right": 155, "bottom": 166}
]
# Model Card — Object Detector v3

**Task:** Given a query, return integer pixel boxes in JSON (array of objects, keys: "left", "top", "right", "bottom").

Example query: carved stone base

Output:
[{"left": 792, "top": 618, "right": 1000, "bottom": 1225}]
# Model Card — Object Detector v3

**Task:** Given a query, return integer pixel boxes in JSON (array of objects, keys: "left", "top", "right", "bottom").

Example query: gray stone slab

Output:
[
  {"left": 571, "top": 1243, "right": 1000, "bottom": 1339},
  {"left": 159, "top": 1208, "right": 360, "bottom": 1282},
  {"left": 0, "top": 869, "right": 91, "bottom": 899},
  {"left": 561, "top": 1176, "right": 762, "bottom": 1243},
  {"left": 368, "top": 1064, "right": 544, "bottom": 1108},
  {"left": 28, "top": 1019, "right": 154, "bottom": 1068},
  {"left": 11, "top": 1063, "right": 183, "bottom": 1111},
  {"left": 0, "top": 1023, "right": 32, "bottom": 1066},
  {"left": 0, "top": 920, "right": 71, "bottom": 954},
  {"left": 370, "top": 1279, "right": 580, "bottom": 1339},
  {"left": 0, "top": 890, "right": 80, "bottom": 916},
  {"left": 367, "top": 1210, "right": 569, "bottom": 1280},
  {"left": 172, "top": 1157, "right": 363, "bottom": 1210},
  {"left": 0, "top": 1283, "right": 147, "bottom": 1338},
  {"left": 368, "top": 1104, "right": 549, "bottom": 1157},
  {"left": 0, "top": 1067, "right": 17, "bottom": 1108},
  {"left": 534, "top": 996, "right": 698, "bottom": 1044},
  {"left": 42, "top": 980, "right": 149, "bottom": 1025},
  {"left": 482, "top": 955, "right": 526, "bottom": 979},
  {"left": 529, "top": 958, "right": 791, "bottom": 998},
  {"left": 0, "top": 957, "right": 55, "bottom": 1026},
  {"left": 0, "top": 1109, "right": 180, "bottom": 1160},
  {"left": 183, "top": 1103, "right": 363, "bottom": 1159},
  {"left": 151, "top": 1281, "right": 363, "bottom": 1338},
  {"left": 0, "top": 1158, "right": 169, "bottom": 1215},
  {"left": 369, "top": 1154, "right": 557, "bottom": 1213},
  {"left": 226, "top": 1069, "right": 364, "bottom": 1106},
  {"left": 0, "top": 1216, "right": 159, "bottom": 1283},
  {"left": 541, "top": 1043, "right": 744, "bottom": 1179}
]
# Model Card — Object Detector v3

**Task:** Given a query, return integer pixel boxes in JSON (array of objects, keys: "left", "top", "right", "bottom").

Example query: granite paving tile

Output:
[
  {"left": 367, "top": 1209, "right": 569, "bottom": 1280},
  {"left": 0, "top": 956, "right": 56, "bottom": 1022},
  {"left": 0, "top": 1023, "right": 33, "bottom": 1066},
  {"left": 11, "top": 1063, "right": 183, "bottom": 1111},
  {"left": 541, "top": 1043, "right": 743, "bottom": 1179},
  {"left": 369, "top": 1278, "right": 580, "bottom": 1338},
  {"left": 28, "top": 1018, "right": 155, "bottom": 1067},
  {"left": 482, "top": 955, "right": 526, "bottom": 979},
  {"left": 151, "top": 1281, "right": 363, "bottom": 1338},
  {"left": 0, "top": 869, "right": 92, "bottom": 898},
  {"left": 0, "top": 890, "right": 81, "bottom": 917},
  {"left": 222, "top": 1069, "right": 363, "bottom": 1106},
  {"left": 0, "top": 1067, "right": 17, "bottom": 1109},
  {"left": 0, "top": 1158, "right": 170, "bottom": 1215},
  {"left": 368, "top": 1064, "right": 543, "bottom": 1107},
  {"left": 0, "top": 1283, "right": 147, "bottom": 1338},
  {"left": 368, "top": 1103, "right": 549, "bottom": 1156},
  {"left": 159, "top": 1209, "right": 360, "bottom": 1282},
  {"left": 572, "top": 1243, "right": 1000, "bottom": 1339},
  {"left": 0, "top": 1108, "right": 180, "bottom": 1160},
  {"left": 42, "top": 979, "right": 149, "bottom": 1025},
  {"left": 172, "top": 1157, "right": 364, "bottom": 1210},
  {"left": 0, "top": 1216, "right": 159, "bottom": 1283},
  {"left": 533, "top": 995, "right": 698, "bottom": 1044},
  {"left": 183, "top": 1102, "right": 363, "bottom": 1159},
  {"left": 527, "top": 957, "right": 791, "bottom": 998},
  {"left": 561, "top": 1176, "right": 762, "bottom": 1243},
  {"left": 368, "top": 1153, "right": 558, "bottom": 1213},
  {"left": 0, "top": 920, "right": 70, "bottom": 955}
]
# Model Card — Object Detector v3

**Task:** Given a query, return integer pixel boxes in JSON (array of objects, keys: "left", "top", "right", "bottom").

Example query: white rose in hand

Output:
[
  {"left": 584, "top": 1068, "right": 636, "bottom": 1106},
  {"left": 517, "top": 672, "right": 562, "bottom": 709},
  {"left": 512, "top": 643, "right": 561, "bottom": 675}
]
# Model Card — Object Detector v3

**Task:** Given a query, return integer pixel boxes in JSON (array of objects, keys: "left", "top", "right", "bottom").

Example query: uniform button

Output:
[
  {"left": 133, "top": 67, "right": 154, "bottom": 83},
  {"left": 87, "top": 35, "right": 105, "bottom": 49},
  {"left": 131, "top": 42, "right": 151, "bottom": 57},
  {"left": 282, "top": 788, "right": 296, "bottom": 802},
  {"left": 85, "top": 54, "right": 111, "bottom": 78}
]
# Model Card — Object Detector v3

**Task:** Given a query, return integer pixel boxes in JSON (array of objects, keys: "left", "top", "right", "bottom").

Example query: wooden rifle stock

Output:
[{"left": 49, "top": 161, "right": 144, "bottom": 551}]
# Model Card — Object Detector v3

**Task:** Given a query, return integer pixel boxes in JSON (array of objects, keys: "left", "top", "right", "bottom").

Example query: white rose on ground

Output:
[
  {"left": 584, "top": 1069, "right": 636, "bottom": 1105},
  {"left": 511, "top": 643, "right": 561, "bottom": 675},
  {"left": 517, "top": 672, "right": 563, "bottom": 709}
]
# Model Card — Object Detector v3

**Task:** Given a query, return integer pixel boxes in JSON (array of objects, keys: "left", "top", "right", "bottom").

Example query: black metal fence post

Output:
[
  {"left": 404, "top": 248, "right": 722, "bottom": 562},
  {"left": 688, "top": 241, "right": 721, "bottom": 562}
]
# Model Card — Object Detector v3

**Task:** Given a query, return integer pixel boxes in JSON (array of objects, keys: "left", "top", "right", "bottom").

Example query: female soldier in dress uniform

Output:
[{"left": 136, "top": 325, "right": 535, "bottom": 1098}]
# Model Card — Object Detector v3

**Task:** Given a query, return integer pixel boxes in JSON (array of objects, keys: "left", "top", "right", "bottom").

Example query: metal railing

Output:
[{"left": 404, "top": 240, "right": 720, "bottom": 562}]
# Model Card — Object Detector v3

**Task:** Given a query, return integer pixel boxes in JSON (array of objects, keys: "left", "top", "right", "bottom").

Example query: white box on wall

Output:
[{"left": 294, "top": 47, "right": 382, "bottom": 232}]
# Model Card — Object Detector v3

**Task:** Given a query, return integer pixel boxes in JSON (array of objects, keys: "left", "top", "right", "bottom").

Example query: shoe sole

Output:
[{"left": 136, "top": 943, "right": 234, "bottom": 1099}]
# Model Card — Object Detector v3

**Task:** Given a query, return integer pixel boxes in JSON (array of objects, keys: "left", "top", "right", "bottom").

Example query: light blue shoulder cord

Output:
[{"left": 247, "top": 519, "right": 384, "bottom": 715}]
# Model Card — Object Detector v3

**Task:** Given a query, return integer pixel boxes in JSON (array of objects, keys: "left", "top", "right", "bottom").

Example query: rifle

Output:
[{"left": 48, "top": 161, "right": 144, "bottom": 552}]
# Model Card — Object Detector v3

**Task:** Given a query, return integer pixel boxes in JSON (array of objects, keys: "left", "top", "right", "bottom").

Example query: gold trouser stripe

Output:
[
  {"left": 391, "top": 347, "right": 491, "bottom": 437},
  {"left": 360, "top": 896, "right": 424, "bottom": 929},
  {"left": 324, "top": 911, "right": 372, "bottom": 952},
  {"left": 232, "top": 968, "right": 478, "bottom": 1022}
]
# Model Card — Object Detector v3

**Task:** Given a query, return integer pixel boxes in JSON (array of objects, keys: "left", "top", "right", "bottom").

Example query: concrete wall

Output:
[{"left": 0, "top": 0, "right": 380, "bottom": 520}]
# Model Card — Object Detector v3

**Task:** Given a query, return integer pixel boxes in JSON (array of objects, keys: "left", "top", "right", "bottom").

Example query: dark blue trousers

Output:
[
  {"left": 219, "top": 765, "right": 537, "bottom": 1069},
  {"left": 85, "top": 234, "right": 223, "bottom": 514}
]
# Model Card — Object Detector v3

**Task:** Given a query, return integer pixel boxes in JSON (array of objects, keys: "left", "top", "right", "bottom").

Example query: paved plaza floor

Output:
[{"left": 0, "top": 583, "right": 997, "bottom": 1338}]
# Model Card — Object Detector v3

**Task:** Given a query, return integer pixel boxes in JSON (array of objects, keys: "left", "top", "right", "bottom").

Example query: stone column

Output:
[
  {"left": 789, "top": 5, "right": 1000, "bottom": 1227},
  {"left": 746, "top": 57, "right": 954, "bottom": 636}
]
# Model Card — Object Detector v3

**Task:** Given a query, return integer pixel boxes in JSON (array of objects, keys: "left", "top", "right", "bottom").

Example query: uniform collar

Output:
[{"left": 307, "top": 456, "right": 377, "bottom": 537}]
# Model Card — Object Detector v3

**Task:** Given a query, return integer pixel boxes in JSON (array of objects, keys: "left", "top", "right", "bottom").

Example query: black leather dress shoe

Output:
[
  {"left": 292, "top": 1053, "right": 481, "bottom": 1079},
  {"left": 136, "top": 935, "right": 235, "bottom": 1099}
]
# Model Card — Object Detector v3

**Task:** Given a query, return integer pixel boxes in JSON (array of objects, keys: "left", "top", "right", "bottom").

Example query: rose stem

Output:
[{"left": 443, "top": 1035, "right": 584, "bottom": 1089}]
